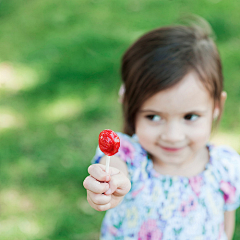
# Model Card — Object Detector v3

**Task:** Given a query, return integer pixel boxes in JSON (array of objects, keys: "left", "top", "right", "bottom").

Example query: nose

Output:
[{"left": 161, "top": 121, "right": 185, "bottom": 143}]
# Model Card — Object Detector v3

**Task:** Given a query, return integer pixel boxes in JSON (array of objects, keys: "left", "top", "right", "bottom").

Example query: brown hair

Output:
[{"left": 121, "top": 17, "right": 223, "bottom": 136}]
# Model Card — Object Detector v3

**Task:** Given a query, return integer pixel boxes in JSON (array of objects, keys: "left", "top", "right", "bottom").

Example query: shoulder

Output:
[
  {"left": 116, "top": 132, "right": 147, "bottom": 163},
  {"left": 209, "top": 144, "right": 240, "bottom": 210},
  {"left": 92, "top": 132, "right": 147, "bottom": 165},
  {"left": 210, "top": 144, "right": 240, "bottom": 158},
  {"left": 117, "top": 132, "right": 143, "bottom": 152},
  {"left": 209, "top": 144, "right": 240, "bottom": 186},
  {"left": 210, "top": 144, "right": 240, "bottom": 171}
]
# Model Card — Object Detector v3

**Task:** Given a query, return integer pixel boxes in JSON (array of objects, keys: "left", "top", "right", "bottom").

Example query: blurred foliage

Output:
[{"left": 0, "top": 0, "right": 239, "bottom": 239}]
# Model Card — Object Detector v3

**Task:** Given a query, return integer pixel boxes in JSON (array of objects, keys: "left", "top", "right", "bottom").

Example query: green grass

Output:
[{"left": 0, "top": 0, "right": 240, "bottom": 239}]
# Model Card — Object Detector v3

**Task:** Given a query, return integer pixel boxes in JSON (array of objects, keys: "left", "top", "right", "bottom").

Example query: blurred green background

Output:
[{"left": 0, "top": 0, "right": 239, "bottom": 239}]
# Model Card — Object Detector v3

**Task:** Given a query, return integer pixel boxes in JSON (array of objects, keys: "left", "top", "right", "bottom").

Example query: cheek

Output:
[
  {"left": 136, "top": 124, "right": 150, "bottom": 140},
  {"left": 189, "top": 121, "right": 212, "bottom": 145},
  {"left": 136, "top": 121, "right": 155, "bottom": 143}
]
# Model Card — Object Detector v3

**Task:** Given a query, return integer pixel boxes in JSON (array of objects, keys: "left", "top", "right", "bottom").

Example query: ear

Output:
[
  {"left": 118, "top": 84, "right": 125, "bottom": 103},
  {"left": 213, "top": 91, "right": 227, "bottom": 119}
]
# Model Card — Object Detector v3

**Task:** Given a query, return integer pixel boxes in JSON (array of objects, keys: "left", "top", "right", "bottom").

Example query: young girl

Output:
[{"left": 83, "top": 18, "right": 240, "bottom": 240}]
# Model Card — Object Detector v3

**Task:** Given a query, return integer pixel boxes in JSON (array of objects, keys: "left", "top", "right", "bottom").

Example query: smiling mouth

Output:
[{"left": 160, "top": 146, "right": 184, "bottom": 152}]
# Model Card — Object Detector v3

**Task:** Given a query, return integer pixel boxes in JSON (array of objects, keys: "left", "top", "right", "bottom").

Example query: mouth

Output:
[{"left": 159, "top": 146, "right": 185, "bottom": 152}]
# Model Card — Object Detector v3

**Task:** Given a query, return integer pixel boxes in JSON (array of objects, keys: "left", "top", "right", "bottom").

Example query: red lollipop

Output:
[{"left": 99, "top": 129, "right": 120, "bottom": 173}]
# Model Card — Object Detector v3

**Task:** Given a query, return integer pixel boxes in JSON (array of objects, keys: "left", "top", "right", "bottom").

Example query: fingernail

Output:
[{"left": 105, "top": 188, "right": 112, "bottom": 195}]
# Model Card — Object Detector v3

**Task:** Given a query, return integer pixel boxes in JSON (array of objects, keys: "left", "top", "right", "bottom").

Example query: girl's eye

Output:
[
  {"left": 146, "top": 115, "right": 161, "bottom": 122},
  {"left": 184, "top": 114, "right": 199, "bottom": 121}
]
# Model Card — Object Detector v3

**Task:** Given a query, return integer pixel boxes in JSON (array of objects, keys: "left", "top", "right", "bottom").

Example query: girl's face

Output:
[{"left": 135, "top": 71, "right": 220, "bottom": 169}]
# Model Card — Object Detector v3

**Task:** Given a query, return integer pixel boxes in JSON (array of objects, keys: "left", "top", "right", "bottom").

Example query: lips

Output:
[{"left": 159, "top": 145, "right": 184, "bottom": 152}]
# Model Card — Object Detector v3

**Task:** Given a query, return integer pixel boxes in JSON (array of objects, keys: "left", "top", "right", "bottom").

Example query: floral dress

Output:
[{"left": 92, "top": 133, "right": 240, "bottom": 240}]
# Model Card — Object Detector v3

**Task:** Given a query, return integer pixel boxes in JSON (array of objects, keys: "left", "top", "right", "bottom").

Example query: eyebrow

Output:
[
  {"left": 139, "top": 109, "right": 208, "bottom": 114},
  {"left": 138, "top": 110, "right": 162, "bottom": 114}
]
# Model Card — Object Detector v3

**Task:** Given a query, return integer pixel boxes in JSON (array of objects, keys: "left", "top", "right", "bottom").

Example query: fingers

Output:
[
  {"left": 87, "top": 190, "right": 111, "bottom": 211},
  {"left": 83, "top": 164, "right": 131, "bottom": 211},
  {"left": 83, "top": 175, "right": 109, "bottom": 194},
  {"left": 86, "top": 165, "right": 130, "bottom": 196},
  {"left": 107, "top": 172, "right": 131, "bottom": 197},
  {"left": 83, "top": 164, "right": 121, "bottom": 194},
  {"left": 88, "top": 164, "right": 110, "bottom": 182}
]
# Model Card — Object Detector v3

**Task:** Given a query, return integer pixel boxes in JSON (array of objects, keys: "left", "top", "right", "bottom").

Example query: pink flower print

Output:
[
  {"left": 119, "top": 139, "right": 135, "bottom": 162},
  {"left": 189, "top": 176, "right": 202, "bottom": 197},
  {"left": 220, "top": 181, "right": 236, "bottom": 204},
  {"left": 132, "top": 185, "right": 145, "bottom": 198},
  {"left": 188, "top": 195, "right": 197, "bottom": 211},
  {"left": 179, "top": 200, "right": 190, "bottom": 217},
  {"left": 109, "top": 226, "right": 118, "bottom": 236},
  {"left": 179, "top": 196, "right": 197, "bottom": 217},
  {"left": 138, "top": 219, "right": 163, "bottom": 240}
]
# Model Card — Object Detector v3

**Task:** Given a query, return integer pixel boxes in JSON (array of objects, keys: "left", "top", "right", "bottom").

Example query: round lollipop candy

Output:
[{"left": 99, "top": 129, "right": 120, "bottom": 173}]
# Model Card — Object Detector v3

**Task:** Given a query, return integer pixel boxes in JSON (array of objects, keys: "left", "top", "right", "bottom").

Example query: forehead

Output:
[{"left": 141, "top": 72, "right": 213, "bottom": 112}]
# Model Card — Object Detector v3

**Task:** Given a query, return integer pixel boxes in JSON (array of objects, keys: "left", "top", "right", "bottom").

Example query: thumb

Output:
[
  {"left": 108, "top": 166, "right": 120, "bottom": 176},
  {"left": 106, "top": 171, "right": 131, "bottom": 197}
]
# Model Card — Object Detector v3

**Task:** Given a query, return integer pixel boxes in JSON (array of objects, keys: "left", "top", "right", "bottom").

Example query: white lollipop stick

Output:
[{"left": 106, "top": 155, "right": 110, "bottom": 173}]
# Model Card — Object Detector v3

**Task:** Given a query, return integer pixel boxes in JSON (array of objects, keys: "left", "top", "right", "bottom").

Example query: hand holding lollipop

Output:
[
  {"left": 99, "top": 129, "right": 120, "bottom": 173},
  {"left": 83, "top": 130, "right": 130, "bottom": 211}
]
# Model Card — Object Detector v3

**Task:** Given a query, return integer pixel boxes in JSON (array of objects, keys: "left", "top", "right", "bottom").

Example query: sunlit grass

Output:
[
  {"left": 0, "top": 189, "right": 39, "bottom": 239},
  {"left": 41, "top": 97, "right": 82, "bottom": 122},
  {"left": 0, "top": 107, "right": 25, "bottom": 130},
  {"left": 0, "top": 62, "right": 40, "bottom": 92}
]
